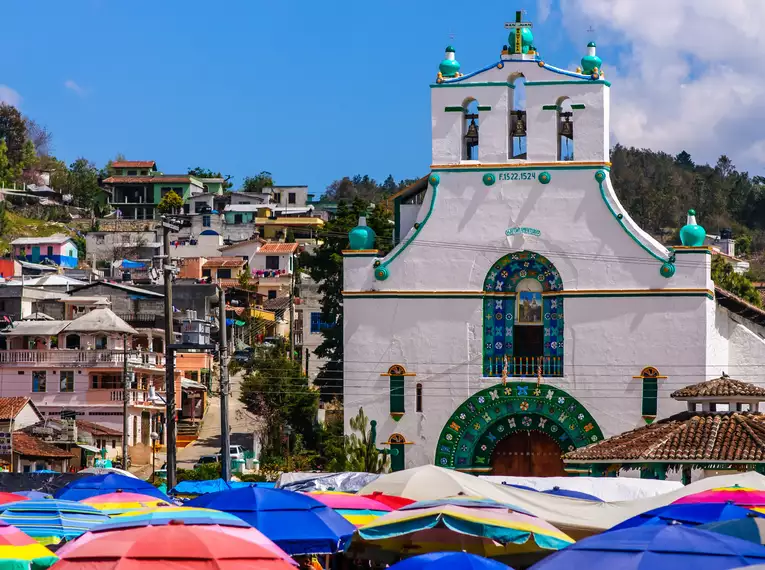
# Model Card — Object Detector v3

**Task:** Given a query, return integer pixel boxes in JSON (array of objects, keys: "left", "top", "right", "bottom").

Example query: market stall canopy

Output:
[
  {"left": 389, "top": 552, "right": 513, "bottom": 570},
  {"left": 54, "top": 473, "right": 167, "bottom": 501},
  {"left": 0, "top": 499, "right": 109, "bottom": 546},
  {"left": 0, "top": 520, "right": 57, "bottom": 570},
  {"left": 611, "top": 503, "right": 760, "bottom": 531}
]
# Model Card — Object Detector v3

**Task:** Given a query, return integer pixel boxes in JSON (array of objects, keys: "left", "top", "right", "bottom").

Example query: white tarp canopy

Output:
[
  {"left": 479, "top": 475, "right": 682, "bottom": 502},
  {"left": 64, "top": 306, "right": 138, "bottom": 335},
  {"left": 359, "top": 465, "right": 765, "bottom": 539}
]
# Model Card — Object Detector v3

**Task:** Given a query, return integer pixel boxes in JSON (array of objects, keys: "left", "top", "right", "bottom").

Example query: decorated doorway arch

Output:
[{"left": 435, "top": 381, "right": 604, "bottom": 472}]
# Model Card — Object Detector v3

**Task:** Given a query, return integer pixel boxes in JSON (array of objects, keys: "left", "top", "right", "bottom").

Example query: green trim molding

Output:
[
  {"left": 432, "top": 82, "right": 516, "bottom": 88},
  {"left": 571, "top": 104, "right": 586, "bottom": 110},
  {"left": 432, "top": 164, "right": 611, "bottom": 174},
  {"left": 435, "top": 382, "right": 604, "bottom": 471},
  {"left": 444, "top": 106, "right": 465, "bottom": 112},
  {"left": 542, "top": 105, "right": 560, "bottom": 111},
  {"left": 375, "top": 173, "right": 440, "bottom": 281},
  {"left": 343, "top": 289, "right": 714, "bottom": 300},
  {"left": 595, "top": 169, "right": 674, "bottom": 278},
  {"left": 477, "top": 105, "right": 492, "bottom": 111},
  {"left": 526, "top": 79, "right": 611, "bottom": 87}
]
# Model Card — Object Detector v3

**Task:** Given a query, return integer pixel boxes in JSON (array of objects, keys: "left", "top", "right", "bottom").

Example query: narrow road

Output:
[{"left": 177, "top": 370, "right": 259, "bottom": 468}]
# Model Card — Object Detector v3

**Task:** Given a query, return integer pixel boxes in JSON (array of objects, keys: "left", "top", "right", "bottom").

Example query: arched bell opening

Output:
[{"left": 509, "top": 73, "right": 527, "bottom": 159}]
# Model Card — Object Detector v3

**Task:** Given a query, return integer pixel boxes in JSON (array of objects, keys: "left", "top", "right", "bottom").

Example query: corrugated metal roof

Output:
[{"left": 11, "top": 234, "right": 74, "bottom": 246}]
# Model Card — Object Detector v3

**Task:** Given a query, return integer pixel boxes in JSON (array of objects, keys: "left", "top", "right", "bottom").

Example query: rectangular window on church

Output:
[
  {"left": 390, "top": 376, "right": 405, "bottom": 415},
  {"left": 642, "top": 377, "right": 658, "bottom": 418}
]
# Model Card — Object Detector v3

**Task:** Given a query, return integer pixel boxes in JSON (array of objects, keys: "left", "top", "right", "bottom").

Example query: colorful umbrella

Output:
[
  {"left": 0, "top": 500, "right": 109, "bottom": 546},
  {"left": 12, "top": 493, "right": 49, "bottom": 501},
  {"left": 399, "top": 497, "right": 532, "bottom": 515},
  {"left": 528, "top": 524, "right": 765, "bottom": 570},
  {"left": 306, "top": 492, "right": 392, "bottom": 527},
  {"left": 389, "top": 551, "right": 513, "bottom": 570},
  {"left": 80, "top": 492, "right": 171, "bottom": 515},
  {"left": 0, "top": 520, "right": 57, "bottom": 570},
  {"left": 701, "top": 514, "right": 765, "bottom": 545},
  {"left": 611, "top": 503, "right": 761, "bottom": 531},
  {"left": 0, "top": 494, "right": 28, "bottom": 506},
  {"left": 357, "top": 502, "right": 573, "bottom": 556},
  {"left": 361, "top": 492, "right": 416, "bottom": 510},
  {"left": 52, "top": 520, "right": 296, "bottom": 570},
  {"left": 541, "top": 487, "right": 602, "bottom": 502},
  {"left": 56, "top": 507, "right": 296, "bottom": 566},
  {"left": 188, "top": 487, "right": 356, "bottom": 555},
  {"left": 54, "top": 474, "right": 167, "bottom": 502},
  {"left": 673, "top": 485, "right": 765, "bottom": 507}
]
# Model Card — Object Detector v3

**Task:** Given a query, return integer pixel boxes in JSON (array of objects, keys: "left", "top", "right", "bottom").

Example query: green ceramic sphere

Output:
[
  {"left": 348, "top": 224, "right": 376, "bottom": 250},
  {"left": 439, "top": 58, "right": 461, "bottom": 78},
  {"left": 660, "top": 262, "right": 676, "bottom": 279},
  {"left": 581, "top": 54, "right": 602, "bottom": 75},
  {"left": 483, "top": 173, "right": 496, "bottom": 186},
  {"left": 539, "top": 172, "right": 551, "bottom": 185},
  {"left": 374, "top": 266, "right": 390, "bottom": 281}
]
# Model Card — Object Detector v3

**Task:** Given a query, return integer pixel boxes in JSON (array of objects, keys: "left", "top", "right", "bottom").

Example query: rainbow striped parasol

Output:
[
  {"left": 305, "top": 492, "right": 392, "bottom": 527},
  {"left": 0, "top": 500, "right": 109, "bottom": 546},
  {"left": 81, "top": 492, "right": 172, "bottom": 516},
  {"left": 673, "top": 485, "right": 765, "bottom": 507},
  {"left": 0, "top": 520, "right": 57, "bottom": 570}
]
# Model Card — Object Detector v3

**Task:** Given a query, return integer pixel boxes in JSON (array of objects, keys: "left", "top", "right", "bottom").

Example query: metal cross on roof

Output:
[{"left": 504, "top": 10, "right": 532, "bottom": 54}]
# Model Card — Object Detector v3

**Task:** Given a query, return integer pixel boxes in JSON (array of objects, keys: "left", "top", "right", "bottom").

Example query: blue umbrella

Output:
[
  {"left": 14, "top": 491, "right": 52, "bottom": 500},
  {"left": 529, "top": 524, "right": 765, "bottom": 570},
  {"left": 541, "top": 487, "right": 602, "bottom": 501},
  {"left": 390, "top": 552, "right": 513, "bottom": 570},
  {"left": 611, "top": 503, "right": 760, "bottom": 531},
  {"left": 501, "top": 483, "right": 538, "bottom": 492},
  {"left": 0, "top": 499, "right": 110, "bottom": 545},
  {"left": 700, "top": 514, "right": 765, "bottom": 545},
  {"left": 54, "top": 474, "right": 168, "bottom": 501},
  {"left": 187, "top": 486, "right": 355, "bottom": 555}
]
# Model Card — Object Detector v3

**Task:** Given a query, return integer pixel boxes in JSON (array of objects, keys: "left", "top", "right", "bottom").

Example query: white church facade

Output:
[{"left": 342, "top": 14, "right": 765, "bottom": 475}]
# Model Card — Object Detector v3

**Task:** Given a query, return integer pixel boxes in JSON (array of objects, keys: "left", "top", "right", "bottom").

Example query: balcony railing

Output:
[
  {"left": 0, "top": 350, "right": 165, "bottom": 368},
  {"left": 484, "top": 356, "right": 563, "bottom": 378},
  {"left": 89, "top": 388, "right": 166, "bottom": 406}
]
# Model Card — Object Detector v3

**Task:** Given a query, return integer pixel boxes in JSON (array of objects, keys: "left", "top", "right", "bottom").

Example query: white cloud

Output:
[
  {"left": 64, "top": 80, "right": 86, "bottom": 96},
  {"left": 0, "top": 86, "right": 21, "bottom": 107},
  {"left": 562, "top": 0, "right": 765, "bottom": 170},
  {"left": 537, "top": 0, "right": 553, "bottom": 23}
]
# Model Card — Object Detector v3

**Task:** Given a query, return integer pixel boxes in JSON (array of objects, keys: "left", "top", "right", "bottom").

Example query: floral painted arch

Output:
[
  {"left": 434, "top": 381, "right": 604, "bottom": 472},
  {"left": 483, "top": 251, "right": 563, "bottom": 293}
]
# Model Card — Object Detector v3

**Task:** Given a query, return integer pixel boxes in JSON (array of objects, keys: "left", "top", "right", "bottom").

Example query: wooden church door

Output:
[{"left": 490, "top": 431, "right": 567, "bottom": 477}]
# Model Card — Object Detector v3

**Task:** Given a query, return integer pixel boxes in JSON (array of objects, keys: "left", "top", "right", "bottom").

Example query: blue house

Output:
[{"left": 11, "top": 235, "right": 79, "bottom": 268}]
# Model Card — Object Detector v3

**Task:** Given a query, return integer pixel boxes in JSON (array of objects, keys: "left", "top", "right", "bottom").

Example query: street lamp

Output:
[
  {"left": 150, "top": 431, "right": 159, "bottom": 481},
  {"left": 283, "top": 425, "right": 293, "bottom": 473}
]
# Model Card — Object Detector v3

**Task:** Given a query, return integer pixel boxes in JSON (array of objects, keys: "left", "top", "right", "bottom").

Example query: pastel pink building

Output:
[
  {"left": 0, "top": 301, "right": 176, "bottom": 453},
  {"left": 11, "top": 235, "right": 79, "bottom": 268}
]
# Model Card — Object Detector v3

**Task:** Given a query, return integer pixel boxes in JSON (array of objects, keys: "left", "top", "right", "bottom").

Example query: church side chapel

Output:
[{"left": 342, "top": 13, "right": 765, "bottom": 476}]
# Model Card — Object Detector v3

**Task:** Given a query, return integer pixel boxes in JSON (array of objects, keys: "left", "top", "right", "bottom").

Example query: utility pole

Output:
[
  {"left": 305, "top": 348, "right": 310, "bottom": 377},
  {"left": 288, "top": 254, "right": 295, "bottom": 361},
  {"left": 219, "top": 286, "right": 231, "bottom": 481},
  {"left": 122, "top": 332, "right": 129, "bottom": 470},
  {"left": 162, "top": 216, "right": 179, "bottom": 490}
]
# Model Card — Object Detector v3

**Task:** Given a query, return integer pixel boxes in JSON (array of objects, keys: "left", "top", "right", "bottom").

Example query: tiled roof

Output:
[
  {"left": 264, "top": 296, "right": 290, "bottom": 311},
  {"left": 564, "top": 412, "right": 765, "bottom": 463},
  {"left": 218, "top": 238, "right": 266, "bottom": 252},
  {"left": 102, "top": 176, "right": 196, "bottom": 185},
  {"left": 112, "top": 161, "right": 156, "bottom": 169},
  {"left": 0, "top": 398, "right": 34, "bottom": 421},
  {"left": 75, "top": 420, "right": 122, "bottom": 437},
  {"left": 716, "top": 286, "right": 765, "bottom": 328},
  {"left": 13, "top": 432, "right": 74, "bottom": 458},
  {"left": 672, "top": 377, "right": 765, "bottom": 399},
  {"left": 257, "top": 242, "right": 299, "bottom": 255},
  {"left": 203, "top": 257, "right": 246, "bottom": 268}
]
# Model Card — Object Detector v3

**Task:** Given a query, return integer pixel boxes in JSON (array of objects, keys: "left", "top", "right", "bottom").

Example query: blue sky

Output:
[{"left": 0, "top": 0, "right": 608, "bottom": 194}]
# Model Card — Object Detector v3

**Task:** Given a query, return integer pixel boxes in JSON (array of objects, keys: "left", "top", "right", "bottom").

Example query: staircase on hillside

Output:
[{"left": 177, "top": 420, "right": 201, "bottom": 448}]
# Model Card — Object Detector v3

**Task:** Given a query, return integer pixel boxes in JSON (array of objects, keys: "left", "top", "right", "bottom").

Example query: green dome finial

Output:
[
  {"left": 680, "top": 209, "right": 706, "bottom": 247},
  {"left": 348, "top": 216, "right": 377, "bottom": 250},
  {"left": 439, "top": 45, "right": 460, "bottom": 78},
  {"left": 581, "top": 41, "right": 602, "bottom": 75}
]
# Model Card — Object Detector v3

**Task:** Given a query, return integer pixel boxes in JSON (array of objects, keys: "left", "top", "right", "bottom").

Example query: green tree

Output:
[
  {"left": 712, "top": 256, "right": 762, "bottom": 307},
  {"left": 302, "top": 198, "right": 391, "bottom": 400},
  {"left": 100, "top": 153, "right": 126, "bottom": 178},
  {"left": 0, "top": 104, "right": 30, "bottom": 169},
  {"left": 0, "top": 140, "right": 11, "bottom": 186},
  {"left": 188, "top": 167, "right": 232, "bottom": 189},
  {"left": 157, "top": 189, "right": 184, "bottom": 214},
  {"left": 242, "top": 171, "right": 273, "bottom": 193},
  {"left": 238, "top": 263, "right": 251, "bottom": 288},
  {"left": 239, "top": 347, "right": 318, "bottom": 457},
  {"left": 347, "top": 407, "right": 388, "bottom": 473},
  {"left": 64, "top": 158, "right": 102, "bottom": 209}
]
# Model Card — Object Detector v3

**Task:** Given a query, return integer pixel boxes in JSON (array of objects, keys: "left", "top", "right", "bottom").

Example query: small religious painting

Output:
[{"left": 518, "top": 291, "right": 542, "bottom": 324}]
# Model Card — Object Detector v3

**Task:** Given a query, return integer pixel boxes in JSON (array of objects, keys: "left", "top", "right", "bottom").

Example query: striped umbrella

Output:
[
  {"left": 0, "top": 500, "right": 109, "bottom": 546},
  {"left": 0, "top": 495, "right": 28, "bottom": 507},
  {"left": 357, "top": 502, "right": 574, "bottom": 557},
  {"left": 0, "top": 520, "right": 57, "bottom": 570},
  {"left": 673, "top": 485, "right": 765, "bottom": 507},
  {"left": 306, "top": 492, "right": 392, "bottom": 527},
  {"left": 57, "top": 506, "right": 296, "bottom": 566},
  {"left": 80, "top": 492, "right": 172, "bottom": 516}
]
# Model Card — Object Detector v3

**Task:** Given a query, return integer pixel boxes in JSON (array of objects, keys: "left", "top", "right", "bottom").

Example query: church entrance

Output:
[{"left": 491, "top": 431, "right": 567, "bottom": 476}]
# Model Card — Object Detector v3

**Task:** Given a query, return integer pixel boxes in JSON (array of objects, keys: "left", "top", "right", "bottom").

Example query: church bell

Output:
[
  {"left": 465, "top": 117, "right": 479, "bottom": 144},
  {"left": 511, "top": 111, "right": 527, "bottom": 137},
  {"left": 559, "top": 112, "right": 574, "bottom": 139}
]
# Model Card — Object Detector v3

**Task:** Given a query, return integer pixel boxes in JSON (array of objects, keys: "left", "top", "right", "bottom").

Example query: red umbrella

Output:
[
  {"left": 361, "top": 492, "right": 416, "bottom": 510},
  {"left": 0, "top": 493, "right": 28, "bottom": 506},
  {"left": 52, "top": 520, "right": 297, "bottom": 570}
]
